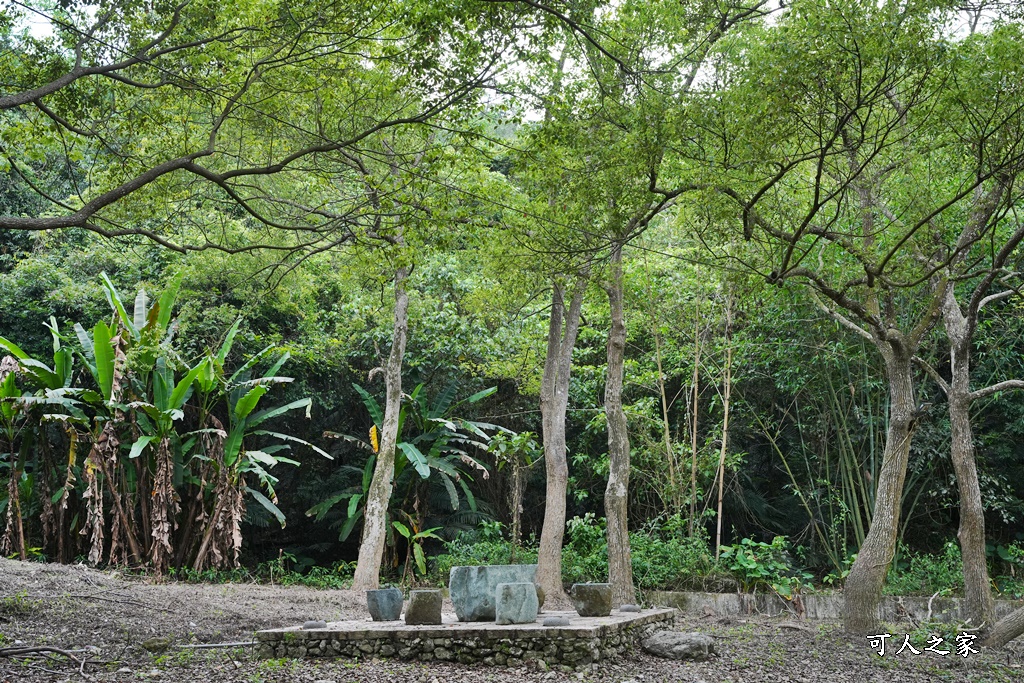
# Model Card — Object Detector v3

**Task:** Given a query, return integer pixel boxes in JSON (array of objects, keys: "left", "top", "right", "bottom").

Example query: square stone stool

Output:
[
  {"left": 494, "top": 581, "right": 539, "bottom": 625},
  {"left": 405, "top": 589, "right": 442, "bottom": 625}
]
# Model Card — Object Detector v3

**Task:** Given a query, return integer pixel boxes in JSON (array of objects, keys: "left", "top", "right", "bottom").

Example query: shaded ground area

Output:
[{"left": 0, "top": 558, "right": 1021, "bottom": 682}]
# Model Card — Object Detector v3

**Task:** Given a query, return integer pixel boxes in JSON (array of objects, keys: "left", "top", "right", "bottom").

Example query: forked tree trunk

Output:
[
  {"left": 351, "top": 265, "right": 409, "bottom": 590},
  {"left": 843, "top": 340, "right": 917, "bottom": 634},
  {"left": 941, "top": 291, "right": 995, "bottom": 630},
  {"left": 603, "top": 245, "right": 635, "bottom": 606},
  {"left": 536, "top": 279, "right": 585, "bottom": 602}
]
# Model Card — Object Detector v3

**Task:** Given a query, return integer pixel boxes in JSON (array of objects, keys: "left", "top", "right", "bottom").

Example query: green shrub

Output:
[
  {"left": 431, "top": 521, "right": 538, "bottom": 584},
  {"left": 884, "top": 542, "right": 964, "bottom": 596},
  {"left": 629, "top": 517, "right": 715, "bottom": 591},
  {"left": 718, "top": 536, "right": 813, "bottom": 596}
]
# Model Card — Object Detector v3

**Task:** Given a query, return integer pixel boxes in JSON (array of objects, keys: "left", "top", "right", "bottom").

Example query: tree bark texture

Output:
[
  {"left": 351, "top": 266, "right": 409, "bottom": 590},
  {"left": 985, "top": 605, "right": 1024, "bottom": 648},
  {"left": 843, "top": 341, "right": 917, "bottom": 634},
  {"left": 603, "top": 245, "right": 635, "bottom": 606},
  {"left": 536, "top": 280, "right": 585, "bottom": 601},
  {"left": 941, "top": 290, "right": 995, "bottom": 630}
]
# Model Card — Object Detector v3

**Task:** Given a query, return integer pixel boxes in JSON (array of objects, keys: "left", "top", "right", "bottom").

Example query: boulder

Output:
[
  {"left": 618, "top": 603, "right": 641, "bottom": 613},
  {"left": 449, "top": 565, "right": 538, "bottom": 621},
  {"left": 405, "top": 589, "right": 442, "bottom": 625},
  {"left": 542, "top": 616, "right": 571, "bottom": 627},
  {"left": 366, "top": 588, "right": 403, "bottom": 621},
  {"left": 302, "top": 620, "right": 327, "bottom": 630},
  {"left": 569, "top": 583, "right": 613, "bottom": 617},
  {"left": 641, "top": 631, "right": 716, "bottom": 660},
  {"left": 494, "top": 582, "right": 539, "bottom": 625}
]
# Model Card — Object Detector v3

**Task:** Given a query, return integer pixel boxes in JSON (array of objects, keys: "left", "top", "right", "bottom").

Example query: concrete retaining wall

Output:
[{"left": 647, "top": 590, "right": 1022, "bottom": 624}]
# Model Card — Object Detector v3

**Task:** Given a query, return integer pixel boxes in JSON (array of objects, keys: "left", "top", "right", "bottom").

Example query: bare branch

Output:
[
  {"left": 912, "top": 356, "right": 950, "bottom": 396},
  {"left": 970, "top": 380, "right": 1024, "bottom": 401}
]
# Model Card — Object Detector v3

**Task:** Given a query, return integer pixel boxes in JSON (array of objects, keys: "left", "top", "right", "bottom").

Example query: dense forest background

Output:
[{"left": 3, "top": 0, "right": 1024, "bottom": 639}]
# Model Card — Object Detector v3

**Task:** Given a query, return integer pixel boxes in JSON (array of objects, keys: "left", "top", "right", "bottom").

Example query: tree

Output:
[
  {"left": 0, "top": 0, "right": 510, "bottom": 255},
  {"left": 706, "top": 0, "right": 1024, "bottom": 633}
]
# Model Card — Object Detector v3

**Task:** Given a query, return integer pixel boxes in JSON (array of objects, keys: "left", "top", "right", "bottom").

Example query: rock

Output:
[
  {"left": 495, "top": 582, "right": 539, "bottom": 625},
  {"left": 569, "top": 583, "right": 613, "bottom": 617},
  {"left": 640, "top": 631, "right": 715, "bottom": 661},
  {"left": 618, "top": 604, "right": 641, "bottom": 612},
  {"left": 366, "top": 587, "right": 403, "bottom": 621},
  {"left": 302, "top": 620, "right": 328, "bottom": 629},
  {"left": 141, "top": 637, "right": 172, "bottom": 653},
  {"left": 405, "top": 589, "right": 442, "bottom": 625},
  {"left": 448, "top": 564, "right": 538, "bottom": 621},
  {"left": 542, "top": 616, "right": 571, "bottom": 627}
]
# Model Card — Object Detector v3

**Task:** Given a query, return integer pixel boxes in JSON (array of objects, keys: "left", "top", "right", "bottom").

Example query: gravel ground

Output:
[{"left": 0, "top": 558, "right": 1021, "bottom": 682}]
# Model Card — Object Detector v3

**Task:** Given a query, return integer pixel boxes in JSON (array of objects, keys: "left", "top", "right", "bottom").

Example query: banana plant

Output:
[
  {"left": 311, "top": 382, "right": 502, "bottom": 544},
  {"left": 392, "top": 516, "right": 443, "bottom": 581},
  {"left": 0, "top": 325, "right": 87, "bottom": 561}
]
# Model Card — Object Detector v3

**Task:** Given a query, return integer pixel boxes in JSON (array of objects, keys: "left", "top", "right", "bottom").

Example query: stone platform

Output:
[{"left": 255, "top": 608, "right": 676, "bottom": 670}]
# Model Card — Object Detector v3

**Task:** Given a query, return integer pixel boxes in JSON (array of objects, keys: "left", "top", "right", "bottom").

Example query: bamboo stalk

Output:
[{"left": 715, "top": 295, "right": 732, "bottom": 560}]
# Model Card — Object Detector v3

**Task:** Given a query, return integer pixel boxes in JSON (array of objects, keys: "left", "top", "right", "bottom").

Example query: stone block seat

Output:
[
  {"left": 495, "top": 581, "right": 539, "bottom": 625},
  {"left": 449, "top": 564, "right": 538, "bottom": 622}
]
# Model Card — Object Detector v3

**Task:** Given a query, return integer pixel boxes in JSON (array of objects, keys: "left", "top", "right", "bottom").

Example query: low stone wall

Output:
[
  {"left": 647, "top": 590, "right": 1023, "bottom": 623},
  {"left": 255, "top": 609, "right": 675, "bottom": 671}
]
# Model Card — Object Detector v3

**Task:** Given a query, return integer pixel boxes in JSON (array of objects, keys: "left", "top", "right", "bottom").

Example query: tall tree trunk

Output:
[
  {"left": 603, "top": 244, "right": 635, "bottom": 606},
  {"left": 536, "top": 279, "right": 585, "bottom": 602},
  {"left": 843, "top": 340, "right": 917, "bottom": 634},
  {"left": 351, "top": 265, "right": 409, "bottom": 590},
  {"left": 940, "top": 291, "right": 995, "bottom": 630}
]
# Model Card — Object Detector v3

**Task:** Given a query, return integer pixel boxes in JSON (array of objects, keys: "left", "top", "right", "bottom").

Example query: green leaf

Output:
[
  {"left": 157, "top": 272, "right": 183, "bottom": 330},
  {"left": 437, "top": 471, "right": 459, "bottom": 511},
  {"left": 428, "top": 381, "right": 459, "bottom": 419},
  {"left": 92, "top": 321, "right": 114, "bottom": 401},
  {"left": 252, "top": 429, "right": 332, "bottom": 459},
  {"left": 262, "top": 352, "right": 290, "bottom": 381},
  {"left": 217, "top": 319, "right": 242, "bottom": 367},
  {"left": 228, "top": 345, "right": 274, "bottom": 383},
  {"left": 339, "top": 510, "right": 362, "bottom": 541},
  {"left": 392, "top": 520, "right": 411, "bottom": 539},
  {"left": 169, "top": 359, "right": 206, "bottom": 410},
  {"left": 398, "top": 442, "right": 431, "bottom": 478},
  {"left": 133, "top": 289, "right": 148, "bottom": 331},
  {"left": 234, "top": 385, "right": 269, "bottom": 419},
  {"left": 100, "top": 272, "right": 138, "bottom": 340},
  {"left": 245, "top": 450, "right": 289, "bottom": 467},
  {"left": 0, "top": 336, "right": 28, "bottom": 359},
  {"left": 74, "top": 323, "right": 95, "bottom": 362},
  {"left": 413, "top": 543, "right": 427, "bottom": 575},
  {"left": 465, "top": 386, "right": 497, "bottom": 404},
  {"left": 247, "top": 398, "right": 311, "bottom": 428},
  {"left": 347, "top": 493, "right": 362, "bottom": 520},
  {"left": 351, "top": 383, "right": 383, "bottom": 426},
  {"left": 245, "top": 486, "right": 286, "bottom": 527},
  {"left": 18, "top": 358, "right": 60, "bottom": 389},
  {"left": 224, "top": 424, "right": 245, "bottom": 467},
  {"left": 129, "top": 435, "right": 158, "bottom": 459}
]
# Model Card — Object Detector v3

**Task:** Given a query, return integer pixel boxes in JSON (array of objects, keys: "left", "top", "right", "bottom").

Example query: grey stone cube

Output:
[
  {"left": 405, "top": 589, "right": 442, "bottom": 625},
  {"left": 449, "top": 564, "right": 537, "bottom": 621},
  {"left": 569, "top": 583, "right": 613, "bottom": 617},
  {"left": 494, "top": 582, "right": 539, "bottom": 625},
  {"left": 366, "top": 587, "right": 403, "bottom": 621}
]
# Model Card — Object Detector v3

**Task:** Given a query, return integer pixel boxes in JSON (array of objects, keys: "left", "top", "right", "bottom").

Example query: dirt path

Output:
[{"left": 0, "top": 558, "right": 1020, "bottom": 682}]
